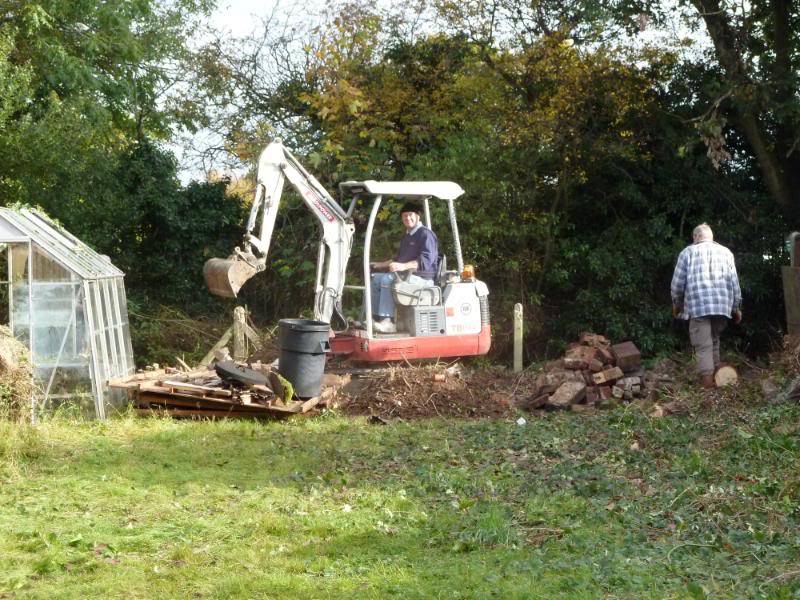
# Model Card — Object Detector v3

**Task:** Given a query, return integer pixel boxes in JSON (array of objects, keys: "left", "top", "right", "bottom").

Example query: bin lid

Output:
[{"left": 278, "top": 318, "right": 331, "bottom": 332}]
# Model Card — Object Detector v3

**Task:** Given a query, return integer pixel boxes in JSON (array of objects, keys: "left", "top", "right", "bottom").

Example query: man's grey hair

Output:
[{"left": 693, "top": 223, "right": 713, "bottom": 241}]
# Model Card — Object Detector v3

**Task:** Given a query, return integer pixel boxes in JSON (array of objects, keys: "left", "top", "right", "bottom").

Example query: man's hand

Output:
[
  {"left": 672, "top": 304, "right": 683, "bottom": 318},
  {"left": 732, "top": 309, "right": 742, "bottom": 324},
  {"left": 388, "top": 261, "right": 407, "bottom": 273}
]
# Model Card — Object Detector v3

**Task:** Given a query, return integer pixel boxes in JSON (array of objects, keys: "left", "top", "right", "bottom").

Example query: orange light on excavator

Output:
[{"left": 461, "top": 264, "right": 476, "bottom": 280}]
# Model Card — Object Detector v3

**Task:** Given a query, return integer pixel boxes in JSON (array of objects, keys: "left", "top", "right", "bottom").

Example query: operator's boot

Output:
[{"left": 698, "top": 372, "right": 716, "bottom": 389}]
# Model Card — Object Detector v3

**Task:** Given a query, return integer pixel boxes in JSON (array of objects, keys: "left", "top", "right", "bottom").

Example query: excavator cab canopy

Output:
[{"left": 338, "top": 181, "right": 465, "bottom": 201}]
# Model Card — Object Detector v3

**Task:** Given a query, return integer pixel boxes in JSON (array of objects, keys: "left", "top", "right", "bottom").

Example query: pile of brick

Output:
[{"left": 521, "top": 333, "right": 650, "bottom": 412}]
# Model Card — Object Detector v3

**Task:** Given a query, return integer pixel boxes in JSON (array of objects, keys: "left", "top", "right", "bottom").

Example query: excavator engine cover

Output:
[{"left": 203, "top": 256, "right": 259, "bottom": 298}]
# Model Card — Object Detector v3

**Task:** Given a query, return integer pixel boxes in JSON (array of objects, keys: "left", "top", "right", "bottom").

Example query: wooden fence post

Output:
[
  {"left": 513, "top": 303, "right": 523, "bottom": 373},
  {"left": 233, "top": 306, "right": 247, "bottom": 362}
]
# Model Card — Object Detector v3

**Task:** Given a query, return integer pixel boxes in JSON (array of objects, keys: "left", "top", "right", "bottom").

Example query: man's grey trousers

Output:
[{"left": 688, "top": 316, "right": 728, "bottom": 375}]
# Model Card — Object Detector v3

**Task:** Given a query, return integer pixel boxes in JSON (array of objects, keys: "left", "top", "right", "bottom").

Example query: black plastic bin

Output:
[{"left": 278, "top": 319, "right": 331, "bottom": 398}]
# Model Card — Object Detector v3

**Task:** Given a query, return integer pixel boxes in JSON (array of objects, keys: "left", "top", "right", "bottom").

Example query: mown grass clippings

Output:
[{"left": 0, "top": 397, "right": 799, "bottom": 598}]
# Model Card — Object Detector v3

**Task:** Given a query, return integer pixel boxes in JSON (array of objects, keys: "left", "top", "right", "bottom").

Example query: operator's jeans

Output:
[
  {"left": 369, "top": 272, "right": 433, "bottom": 319},
  {"left": 689, "top": 316, "right": 728, "bottom": 375}
]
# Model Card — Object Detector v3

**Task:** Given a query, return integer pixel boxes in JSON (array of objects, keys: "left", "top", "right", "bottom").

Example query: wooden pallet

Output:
[{"left": 113, "top": 373, "right": 331, "bottom": 420}]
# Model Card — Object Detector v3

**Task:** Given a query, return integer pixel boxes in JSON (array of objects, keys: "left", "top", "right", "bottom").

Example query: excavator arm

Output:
[{"left": 203, "top": 140, "right": 355, "bottom": 325}]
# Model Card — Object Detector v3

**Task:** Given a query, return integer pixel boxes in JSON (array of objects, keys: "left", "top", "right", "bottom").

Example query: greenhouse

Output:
[{"left": 0, "top": 207, "right": 135, "bottom": 418}]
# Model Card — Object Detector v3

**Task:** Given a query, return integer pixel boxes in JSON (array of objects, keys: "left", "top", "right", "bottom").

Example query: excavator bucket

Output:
[{"left": 203, "top": 256, "right": 259, "bottom": 298}]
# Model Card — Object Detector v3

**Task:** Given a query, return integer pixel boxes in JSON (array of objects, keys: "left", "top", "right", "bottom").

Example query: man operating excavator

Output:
[{"left": 369, "top": 202, "right": 439, "bottom": 333}]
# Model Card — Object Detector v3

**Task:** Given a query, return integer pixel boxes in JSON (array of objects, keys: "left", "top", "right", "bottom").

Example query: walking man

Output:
[{"left": 671, "top": 223, "right": 742, "bottom": 388}]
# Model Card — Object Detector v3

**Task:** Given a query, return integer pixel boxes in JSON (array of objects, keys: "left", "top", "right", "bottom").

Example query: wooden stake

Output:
[
  {"left": 233, "top": 306, "right": 247, "bottom": 361},
  {"left": 513, "top": 303, "right": 523, "bottom": 373}
]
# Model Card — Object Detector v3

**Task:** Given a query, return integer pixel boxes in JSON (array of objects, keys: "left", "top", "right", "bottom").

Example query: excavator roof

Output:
[{"left": 339, "top": 180, "right": 465, "bottom": 201}]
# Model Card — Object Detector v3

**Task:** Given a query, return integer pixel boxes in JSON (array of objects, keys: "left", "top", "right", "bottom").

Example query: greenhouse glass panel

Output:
[
  {"left": 0, "top": 208, "right": 134, "bottom": 419},
  {"left": 88, "top": 280, "right": 110, "bottom": 384},
  {"left": 9, "top": 243, "right": 30, "bottom": 344},
  {"left": 117, "top": 279, "right": 134, "bottom": 368},
  {"left": 101, "top": 279, "right": 120, "bottom": 374}
]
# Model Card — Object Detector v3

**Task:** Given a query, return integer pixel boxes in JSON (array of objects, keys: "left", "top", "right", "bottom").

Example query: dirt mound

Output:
[
  {"left": 335, "top": 364, "right": 535, "bottom": 420},
  {"left": 0, "top": 325, "right": 34, "bottom": 419}
]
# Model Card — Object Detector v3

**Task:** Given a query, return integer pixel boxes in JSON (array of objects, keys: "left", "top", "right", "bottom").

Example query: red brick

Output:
[
  {"left": 566, "top": 345, "right": 600, "bottom": 363},
  {"left": 563, "top": 357, "right": 588, "bottom": 370},
  {"left": 592, "top": 366, "right": 624, "bottom": 385},
  {"left": 579, "top": 332, "right": 610, "bottom": 347},
  {"left": 612, "top": 341, "right": 641, "bottom": 373},
  {"left": 597, "top": 346, "right": 615, "bottom": 365},
  {"left": 547, "top": 381, "right": 587, "bottom": 408}
]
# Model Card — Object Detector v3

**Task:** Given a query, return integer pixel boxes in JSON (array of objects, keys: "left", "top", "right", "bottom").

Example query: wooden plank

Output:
[
  {"left": 110, "top": 368, "right": 219, "bottom": 390},
  {"left": 137, "top": 394, "right": 296, "bottom": 417},
  {"left": 160, "top": 380, "right": 232, "bottom": 397},
  {"left": 301, "top": 396, "right": 322, "bottom": 413},
  {"left": 301, "top": 387, "right": 336, "bottom": 412},
  {"left": 197, "top": 326, "right": 233, "bottom": 368},
  {"left": 137, "top": 391, "right": 267, "bottom": 411},
  {"left": 242, "top": 321, "right": 262, "bottom": 349}
]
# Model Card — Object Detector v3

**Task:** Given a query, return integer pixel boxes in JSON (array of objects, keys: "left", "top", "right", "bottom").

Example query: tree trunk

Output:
[{"left": 691, "top": 0, "right": 797, "bottom": 217}]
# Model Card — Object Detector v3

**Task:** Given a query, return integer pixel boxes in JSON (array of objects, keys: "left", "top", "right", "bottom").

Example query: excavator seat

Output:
[
  {"left": 391, "top": 255, "right": 446, "bottom": 307},
  {"left": 392, "top": 282, "right": 441, "bottom": 306}
]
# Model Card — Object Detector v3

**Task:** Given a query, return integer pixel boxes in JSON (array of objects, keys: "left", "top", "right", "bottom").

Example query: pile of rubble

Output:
[{"left": 521, "top": 333, "right": 668, "bottom": 412}]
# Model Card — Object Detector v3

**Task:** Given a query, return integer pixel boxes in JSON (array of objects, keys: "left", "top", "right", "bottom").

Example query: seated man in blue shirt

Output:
[{"left": 369, "top": 202, "right": 439, "bottom": 333}]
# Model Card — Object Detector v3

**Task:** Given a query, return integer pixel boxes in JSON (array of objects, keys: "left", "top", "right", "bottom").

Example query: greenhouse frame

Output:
[{"left": 0, "top": 207, "right": 135, "bottom": 418}]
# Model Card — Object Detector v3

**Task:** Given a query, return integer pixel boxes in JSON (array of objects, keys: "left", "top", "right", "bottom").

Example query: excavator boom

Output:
[{"left": 203, "top": 141, "right": 354, "bottom": 324}]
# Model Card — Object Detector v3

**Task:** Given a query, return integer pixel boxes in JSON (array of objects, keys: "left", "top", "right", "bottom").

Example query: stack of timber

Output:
[{"left": 110, "top": 364, "right": 332, "bottom": 419}]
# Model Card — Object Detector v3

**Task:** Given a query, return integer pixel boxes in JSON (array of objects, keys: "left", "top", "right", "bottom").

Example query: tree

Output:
[{"left": 685, "top": 0, "right": 800, "bottom": 218}]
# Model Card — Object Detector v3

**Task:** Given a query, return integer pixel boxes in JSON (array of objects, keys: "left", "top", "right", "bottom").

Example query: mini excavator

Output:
[{"left": 203, "top": 140, "right": 490, "bottom": 361}]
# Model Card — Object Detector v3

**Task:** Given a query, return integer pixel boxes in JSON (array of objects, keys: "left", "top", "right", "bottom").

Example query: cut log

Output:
[{"left": 714, "top": 365, "right": 738, "bottom": 387}]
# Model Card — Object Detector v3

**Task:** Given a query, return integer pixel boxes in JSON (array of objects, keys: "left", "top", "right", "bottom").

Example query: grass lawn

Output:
[{"left": 1, "top": 396, "right": 799, "bottom": 598}]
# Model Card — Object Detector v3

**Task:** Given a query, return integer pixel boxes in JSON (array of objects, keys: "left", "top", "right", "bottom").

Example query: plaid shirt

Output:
[{"left": 671, "top": 240, "right": 742, "bottom": 319}]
